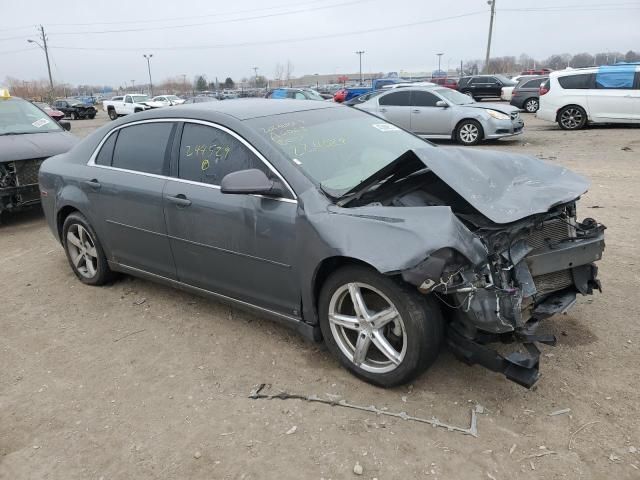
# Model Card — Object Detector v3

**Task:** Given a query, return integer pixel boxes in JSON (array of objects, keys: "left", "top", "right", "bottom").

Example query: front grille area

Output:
[
  {"left": 527, "top": 218, "right": 572, "bottom": 250},
  {"left": 533, "top": 269, "right": 574, "bottom": 295},
  {"left": 14, "top": 158, "right": 45, "bottom": 186}
]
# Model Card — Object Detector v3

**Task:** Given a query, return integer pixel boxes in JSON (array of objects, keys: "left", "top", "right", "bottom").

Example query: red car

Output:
[
  {"left": 520, "top": 68, "right": 552, "bottom": 76},
  {"left": 33, "top": 102, "right": 65, "bottom": 122},
  {"left": 333, "top": 88, "right": 347, "bottom": 103},
  {"left": 431, "top": 77, "right": 459, "bottom": 89}
]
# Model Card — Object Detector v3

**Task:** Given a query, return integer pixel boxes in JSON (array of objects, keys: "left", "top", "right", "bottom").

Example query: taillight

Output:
[
  {"left": 539, "top": 80, "right": 550, "bottom": 95},
  {"left": 512, "top": 89, "right": 518, "bottom": 96}
]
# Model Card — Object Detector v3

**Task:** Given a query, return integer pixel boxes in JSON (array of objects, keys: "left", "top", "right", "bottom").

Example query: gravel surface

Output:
[{"left": 1, "top": 110, "right": 639, "bottom": 479}]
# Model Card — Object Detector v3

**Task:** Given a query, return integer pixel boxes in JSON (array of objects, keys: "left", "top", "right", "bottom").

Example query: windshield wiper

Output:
[{"left": 0, "top": 131, "right": 33, "bottom": 136}]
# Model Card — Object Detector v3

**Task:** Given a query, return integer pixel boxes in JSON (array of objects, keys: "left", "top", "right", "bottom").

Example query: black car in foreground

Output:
[
  {"left": 39, "top": 100, "right": 604, "bottom": 388},
  {"left": 0, "top": 93, "right": 76, "bottom": 213},
  {"left": 458, "top": 75, "right": 517, "bottom": 100},
  {"left": 53, "top": 98, "right": 97, "bottom": 120}
]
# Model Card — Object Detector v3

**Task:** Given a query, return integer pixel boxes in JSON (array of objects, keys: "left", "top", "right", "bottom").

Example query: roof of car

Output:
[{"left": 133, "top": 98, "right": 340, "bottom": 121}]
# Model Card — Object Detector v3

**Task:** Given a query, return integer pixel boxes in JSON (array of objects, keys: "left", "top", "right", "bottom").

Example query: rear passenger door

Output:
[
  {"left": 86, "top": 121, "right": 178, "bottom": 278},
  {"left": 163, "top": 121, "right": 300, "bottom": 316},
  {"left": 376, "top": 90, "right": 411, "bottom": 130}
]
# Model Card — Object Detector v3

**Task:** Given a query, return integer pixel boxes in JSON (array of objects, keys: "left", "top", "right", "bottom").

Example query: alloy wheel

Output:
[
  {"left": 525, "top": 99, "right": 539, "bottom": 113},
  {"left": 560, "top": 108, "right": 583, "bottom": 129},
  {"left": 459, "top": 123, "right": 479, "bottom": 144},
  {"left": 328, "top": 282, "right": 407, "bottom": 374},
  {"left": 66, "top": 224, "right": 98, "bottom": 279}
]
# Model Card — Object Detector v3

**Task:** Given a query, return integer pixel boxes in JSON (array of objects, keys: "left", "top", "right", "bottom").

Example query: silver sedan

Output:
[{"left": 355, "top": 86, "right": 524, "bottom": 146}]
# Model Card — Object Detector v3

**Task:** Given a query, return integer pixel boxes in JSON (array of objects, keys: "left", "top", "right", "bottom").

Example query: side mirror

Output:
[
  {"left": 220, "top": 169, "right": 283, "bottom": 197},
  {"left": 435, "top": 100, "right": 448, "bottom": 108},
  {"left": 59, "top": 120, "right": 71, "bottom": 131}
]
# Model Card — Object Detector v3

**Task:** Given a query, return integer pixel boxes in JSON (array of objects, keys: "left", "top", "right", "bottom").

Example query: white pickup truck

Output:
[{"left": 103, "top": 94, "right": 153, "bottom": 120}]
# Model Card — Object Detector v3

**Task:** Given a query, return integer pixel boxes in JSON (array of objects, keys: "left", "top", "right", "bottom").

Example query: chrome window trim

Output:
[{"left": 87, "top": 117, "right": 298, "bottom": 203}]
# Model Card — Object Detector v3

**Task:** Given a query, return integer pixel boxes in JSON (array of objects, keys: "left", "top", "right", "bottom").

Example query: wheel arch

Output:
[
  {"left": 452, "top": 117, "right": 485, "bottom": 141},
  {"left": 554, "top": 103, "right": 588, "bottom": 123},
  {"left": 311, "top": 256, "right": 382, "bottom": 323},
  {"left": 56, "top": 205, "right": 81, "bottom": 243}
]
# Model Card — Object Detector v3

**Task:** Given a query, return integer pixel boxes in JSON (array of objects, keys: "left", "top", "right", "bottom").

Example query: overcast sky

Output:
[{"left": 1, "top": 0, "right": 639, "bottom": 87}]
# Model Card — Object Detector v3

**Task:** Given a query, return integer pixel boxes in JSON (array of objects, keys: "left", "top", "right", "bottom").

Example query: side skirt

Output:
[{"left": 108, "top": 261, "right": 322, "bottom": 342}]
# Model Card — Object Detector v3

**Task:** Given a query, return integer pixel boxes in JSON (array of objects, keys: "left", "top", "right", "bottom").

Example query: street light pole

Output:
[
  {"left": 143, "top": 54, "right": 153, "bottom": 96},
  {"left": 253, "top": 67, "right": 259, "bottom": 87},
  {"left": 484, "top": 0, "right": 497, "bottom": 73},
  {"left": 131, "top": 80, "right": 135, "bottom": 92},
  {"left": 436, "top": 53, "right": 444, "bottom": 74},
  {"left": 355, "top": 51, "right": 365, "bottom": 85},
  {"left": 27, "top": 25, "right": 54, "bottom": 97}
]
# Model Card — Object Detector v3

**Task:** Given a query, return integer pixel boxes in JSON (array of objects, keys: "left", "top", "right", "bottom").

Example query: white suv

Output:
[{"left": 537, "top": 65, "right": 640, "bottom": 130}]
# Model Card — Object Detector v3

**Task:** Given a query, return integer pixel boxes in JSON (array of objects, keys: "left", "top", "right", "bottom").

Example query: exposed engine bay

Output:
[{"left": 337, "top": 152, "right": 605, "bottom": 387}]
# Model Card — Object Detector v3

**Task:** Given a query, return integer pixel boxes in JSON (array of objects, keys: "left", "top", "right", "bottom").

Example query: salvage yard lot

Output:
[{"left": 1, "top": 112, "right": 639, "bottom": 479}]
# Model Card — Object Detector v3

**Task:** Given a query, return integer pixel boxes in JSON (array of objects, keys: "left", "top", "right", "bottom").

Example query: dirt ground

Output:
[{"left": 1, "top": 110, "right": 639, "bottom": 480}]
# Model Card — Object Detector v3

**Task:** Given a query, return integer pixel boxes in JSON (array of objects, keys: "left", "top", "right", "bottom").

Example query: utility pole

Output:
[
  {"left": 143, "top": 54, "right": 153, "bottom": 96},
  {"left": 131, "top": 80, "right": 135, "bottom": 92},
  {"left": 27, "top": 25, "right": 54, "bottom": 97},
  {"left": 436, "top": 53, "right": 444, "bottom": 74},
  {"left": 181, "top": 74, "right": 187, "bottom": 94},
  {"left": 355, "top": 51, "right": 365, "bottom": 85},
  {"left": 484, "top": 0, "right": 496, "bottom": 73},
  {"left": 253, "top": 67, "right": 259, "bottom": 87}
]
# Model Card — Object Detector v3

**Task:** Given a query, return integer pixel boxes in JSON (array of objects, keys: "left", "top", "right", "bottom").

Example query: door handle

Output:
[
  {"left": 411, "top": 109, "right": 421, "bottom": 113},
  {"left": 379, "top": 108, "right": 387, "bottom": 113},
  {"left": 166, "top": 194, "right": 192, "bottom": 207},
  {"left": 85, "top": 179, "right": 101, "bottom": 189}
]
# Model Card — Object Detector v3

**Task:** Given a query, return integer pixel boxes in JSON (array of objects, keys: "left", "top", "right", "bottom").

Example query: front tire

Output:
[
  {"left": 318, "top": 266, "right": 443, "bottom": 388},
  {"left": 62, "top": 212, "right": 114, "bottom": 286},
  {"left": 71, "top": 111, "right": 78, "bottom": 120},
  {"left": 558, "top": 105, "right": 587, "bottom": 130},
  {"left": 524, "top": 97, "right": 539, "bottom": 113},
  {"left": 455, "top": 119, "right": 483, "bottom": 146}
]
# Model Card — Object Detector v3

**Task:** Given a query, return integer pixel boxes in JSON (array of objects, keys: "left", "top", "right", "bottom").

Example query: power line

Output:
[{"left": 47, "top": 11, "right": 487, "bottom": 52}]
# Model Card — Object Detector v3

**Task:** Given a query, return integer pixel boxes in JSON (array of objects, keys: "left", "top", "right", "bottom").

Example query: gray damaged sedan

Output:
[
  {"left": 39, "top": 100, "right": 605, "bottom": 388},
  {"left": 355, "top": 86, "right": 524, "bottom": 146}
]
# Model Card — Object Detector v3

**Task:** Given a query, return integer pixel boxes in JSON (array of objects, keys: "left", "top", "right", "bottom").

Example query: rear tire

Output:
[
  {"left": 455, "top": 119, "right": 484, "bottom": 146},
  {"left": 558, "top": 105, "right": 587, "bottom": 130},
  {"left": 318, "top": 265, "right": 443, "bottom": 388},
  {"left": 62, "top": 212, "right": 114, "bottom": 286},
  {"left": 524, "top": 97, "right": 539, "bottom": 113},
  {"left": 108, "top": 109, "right": 118, "bottom": 121}
]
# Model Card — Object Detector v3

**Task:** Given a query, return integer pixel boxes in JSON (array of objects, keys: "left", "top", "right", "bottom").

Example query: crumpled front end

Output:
[{"left": 401, "top": 203, "right": 605, "bottom": 387}]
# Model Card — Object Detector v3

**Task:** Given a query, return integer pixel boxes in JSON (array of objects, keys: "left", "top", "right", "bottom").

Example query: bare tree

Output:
[
  {"left": 285, "top": 60, "right": 294, "bottom": 85},
  {"left": 274, "top": 63, "right": 284, "bottom": 87}
]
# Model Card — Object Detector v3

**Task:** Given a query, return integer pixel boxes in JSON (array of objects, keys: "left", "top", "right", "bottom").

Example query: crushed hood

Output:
[
  {"left": 412, "top": 147, "right": 589, "bottom": 224},
  {"left": 0, "top": 132, "right": 77, "bottom": 162}
]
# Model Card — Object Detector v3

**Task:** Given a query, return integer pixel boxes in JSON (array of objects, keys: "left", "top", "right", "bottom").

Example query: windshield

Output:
[
  {"left": 303, "top": 89, "right": 325, "bottom": 101},
  {"left": 434, "top": 88, "right": 475, "bottom": 105},
  {"left": 131, "top": 95, "right": 149, "bottom": 102},
  {"left": 247, "top": 107, "right": 432, "bottom": 196},
  {"left": 495, "top": 74, "right": 516, "bottom": 85},
  {"left": 0, "top": 97, "right": 63, "bottom": 135}
]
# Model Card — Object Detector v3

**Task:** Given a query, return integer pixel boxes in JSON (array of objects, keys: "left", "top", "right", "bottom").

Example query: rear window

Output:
[
  {"left": 112, "top": 122, "right": 175, "bottom": 174},
  {"left": 558, "top": 74, "right": 594, "bottom": 89},
  {"left": 521, "top": 79, "right": 545, "bottom": 89}
]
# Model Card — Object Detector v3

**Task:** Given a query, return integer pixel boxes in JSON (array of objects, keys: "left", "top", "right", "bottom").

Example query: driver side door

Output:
[{"left": 163, "top": 121, "right": 300, "bottom": 316}]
